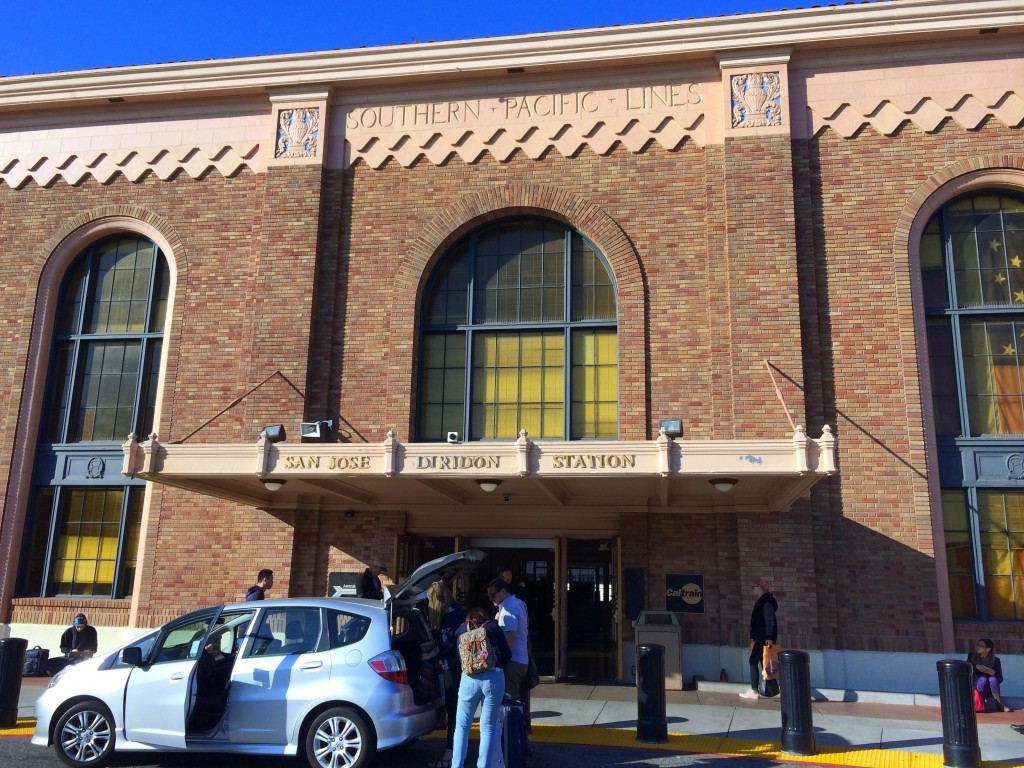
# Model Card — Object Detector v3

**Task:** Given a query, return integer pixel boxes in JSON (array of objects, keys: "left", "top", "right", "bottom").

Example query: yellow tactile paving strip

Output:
[
  {"left": 3, "top": 718, "right": 1016, "bottom": 768},
  {"left": 431, "top": 724, "right": 1019, "bottom": 768},
  {"left": 0, "top": 718, "right": 35, "bottom": 737}
]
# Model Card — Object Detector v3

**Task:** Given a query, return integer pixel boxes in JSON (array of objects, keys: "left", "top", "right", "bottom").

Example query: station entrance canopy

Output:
[{"left": 122, "top": 426, "right": 835, "bottom": 514}]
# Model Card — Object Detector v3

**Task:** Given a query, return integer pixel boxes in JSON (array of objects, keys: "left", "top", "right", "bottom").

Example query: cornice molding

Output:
[{"left": 0, "top": 1, "right": 1020, "bottom": 109}]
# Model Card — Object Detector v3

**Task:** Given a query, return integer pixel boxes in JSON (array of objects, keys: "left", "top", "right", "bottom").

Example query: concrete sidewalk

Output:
[
  {"left": 14, "top": 677, "right": 1024, "bottom": 766},
  {"left": 529, "top": 680, "right": 1024, "bottom": 765}
]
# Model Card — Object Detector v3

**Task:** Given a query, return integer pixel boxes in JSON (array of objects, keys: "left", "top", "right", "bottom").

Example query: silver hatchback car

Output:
[{"left": 32, "top": 549, "right": 486, "bottom": 768}]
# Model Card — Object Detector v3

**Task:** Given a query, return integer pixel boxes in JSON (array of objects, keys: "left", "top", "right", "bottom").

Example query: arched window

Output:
[
  {"left": 21, "top": 235, "right": 168, "bottom": 598},
  {"left": 419, "top": 218, "right": 617, "bottom": 441},
  {"left": 923, "top": 192, "right": 1024, "bottom": 620}
]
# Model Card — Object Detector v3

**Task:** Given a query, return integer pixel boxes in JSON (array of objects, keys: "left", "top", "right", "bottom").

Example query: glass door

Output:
[{"left": 563, "top": 538, "right": 617, "bottom": 682}]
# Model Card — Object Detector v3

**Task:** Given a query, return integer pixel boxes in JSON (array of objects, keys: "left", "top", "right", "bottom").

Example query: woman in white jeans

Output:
[{"left": 450, "top": 607, "right": 512, "bottom": 768}]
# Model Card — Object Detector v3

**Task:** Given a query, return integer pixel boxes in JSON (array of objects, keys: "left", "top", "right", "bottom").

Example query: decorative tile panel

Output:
[
  {"left": 275, "top": 107, "right": 320, "bottom": 159},
  {"left": 730, "top": 72, "right": 783, "bottom": 128}
]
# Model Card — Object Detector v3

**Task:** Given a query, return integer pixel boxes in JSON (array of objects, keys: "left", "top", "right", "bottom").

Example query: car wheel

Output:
[
  {"left": 305, "top": 706, "right": 375, "bottom": 768},
  {"left": 53, "top": 701, "right": 115, "bottom": 768}
]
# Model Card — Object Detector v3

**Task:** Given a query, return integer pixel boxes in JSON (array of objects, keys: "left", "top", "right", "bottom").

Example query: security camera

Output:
[{"left": 446, "top": 431, "right": 459, "bottom": 444}]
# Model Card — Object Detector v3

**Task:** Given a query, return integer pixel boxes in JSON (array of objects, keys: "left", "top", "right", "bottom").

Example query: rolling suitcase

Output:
[{"left": 500, "top": 696, "right": 528, "bottom": 768}]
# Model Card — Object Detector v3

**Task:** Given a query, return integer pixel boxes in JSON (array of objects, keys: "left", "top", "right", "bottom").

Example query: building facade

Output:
[{"left": 1, "top": 0, "right": 1022, "bottom": 691}]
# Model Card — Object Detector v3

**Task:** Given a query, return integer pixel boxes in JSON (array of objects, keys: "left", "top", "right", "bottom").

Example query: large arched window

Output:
[
  {"left": 418, "top": 218, "right": 617, "bottom": 441},
  {"left": 923, "top": 191, "right": 1024, "bottom": 620},
  {"left": 21, "top": 235, "right": 168, "bottom": 598}
]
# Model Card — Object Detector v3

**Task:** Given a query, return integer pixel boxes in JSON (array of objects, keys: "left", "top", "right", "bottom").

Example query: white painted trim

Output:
[{"left": 0, "top": 1, "right": 1019, "bottom": 108}]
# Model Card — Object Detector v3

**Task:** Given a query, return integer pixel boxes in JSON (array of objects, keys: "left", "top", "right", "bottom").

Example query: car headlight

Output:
[{"left": 48, "top": 667, "right": 69, "bottom": 688}]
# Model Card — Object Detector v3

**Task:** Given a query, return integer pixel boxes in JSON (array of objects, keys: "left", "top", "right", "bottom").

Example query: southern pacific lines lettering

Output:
[
  {"left": 415, "top": 456, "right": 501, "bottom": 470},
  {"left": 551, "top": 454, "right": 636, "bottom": 469}
]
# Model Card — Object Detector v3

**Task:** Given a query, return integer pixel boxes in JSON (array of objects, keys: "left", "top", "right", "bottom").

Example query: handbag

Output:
[
  {"left": 974, "top": 689, "right": 985, "bottom": 713},
  {"left": 762, "top": 644, "right": 780, "bottom": 681},
  {"left": 522, "top": 656, "right": 540, "bottom": 692}
]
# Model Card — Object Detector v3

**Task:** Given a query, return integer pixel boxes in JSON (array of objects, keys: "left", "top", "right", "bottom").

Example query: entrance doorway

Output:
[
  {"left": 467, "top": 538, "right": 556, "bottom": 679},
  {"left": 399, "top": 534, "right": 619, "bottom": 682},
  {"left": 563, "top": 538, "right": 617, "bottom": 683}
]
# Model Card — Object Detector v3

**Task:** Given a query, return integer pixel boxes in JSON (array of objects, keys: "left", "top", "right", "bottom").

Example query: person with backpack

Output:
[{"left": 450, "top": 607, "right": 511, "bottom": 768}]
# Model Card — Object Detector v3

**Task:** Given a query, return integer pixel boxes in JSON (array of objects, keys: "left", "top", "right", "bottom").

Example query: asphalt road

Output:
[{"left": 0, "top": 732, "right": 839, "bottom": 768}]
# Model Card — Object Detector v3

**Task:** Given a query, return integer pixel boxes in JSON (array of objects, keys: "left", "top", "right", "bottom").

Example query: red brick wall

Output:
[
  {"left": 798, "top": 119, "right": 1024, "bottom": 653},
  {"left": 0, "top": 166, "right": 324, "bottom": 625},
  {"left": 1, "top": 113, "right": 1021, "bottom": 657}
]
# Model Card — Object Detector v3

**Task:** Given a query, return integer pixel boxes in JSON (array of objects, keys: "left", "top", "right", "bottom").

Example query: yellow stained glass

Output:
[
  {"left": 521, "top": 368, "right": 541, "bottom": 400},
  {"left": 597, "top": 367, "right": 617, "bottom": 397},
  {"left": 496, "top": 404, "right": 518, "bottom": 436},
  {"left": 497, "top": 369, "right": 519, "bottom": 400},
  {"left": 97, "top": 561, "right": 116, "bottom": 583},
  {"left": 986, "top": 575, "right": 1015, "bottom": 618},
  {"left": 496, "top": 336, "right": 519, "bottom": 366},
  {"left": 544, "top": 369, "right": 564, "bottom": 400},
  {"left": 520, "top": 406, "right": 541, "bottom": 436},
  {"left": 521, "top": 334, "right": 543, "bottom": 360},
  {"left": 73, "top": 560, "right": 98, "bottom": 582},
  {"left": 542, "top": 405, "right": 563, "bottom": 435},
  {"left": 981, "top": 543, "right": 1010, "bottom": 574}
]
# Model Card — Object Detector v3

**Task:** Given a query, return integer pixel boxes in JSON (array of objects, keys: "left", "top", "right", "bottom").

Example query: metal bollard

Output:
[
  {"left": 636, "top": 643, "right": 668, "bottom": 743},
  {"left": 0, "top": 637, "right": 28, "bottom": 727},
  {"left": 778, "top": 649, "right": 816, "bottom": 756},
  {"left": 936, "top": 659, "right": 981, "bottom": 768}
]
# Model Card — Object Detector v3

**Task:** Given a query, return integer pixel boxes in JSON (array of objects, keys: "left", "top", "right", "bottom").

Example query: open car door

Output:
[{"left": 123, "top": 608, "right": 221, "bottom": 747}]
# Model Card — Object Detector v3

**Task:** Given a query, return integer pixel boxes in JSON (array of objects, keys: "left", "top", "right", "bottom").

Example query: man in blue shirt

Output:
[{"left": 488, "top": 577, "right": 529, "bottom": 701}]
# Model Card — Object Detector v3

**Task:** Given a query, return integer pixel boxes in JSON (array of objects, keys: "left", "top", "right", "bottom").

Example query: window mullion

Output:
[
  {"left": 112, "top": 489, "right": 131, "bottom": 599},
  {"left": 38, "top": 488, "right": 61, "bottom": 597},
  {"left": 943, "top": 211, "right": 973, "bottom": 438},
  {"left": 465, "top": 236, "right": 477, "bottom": 441},
  {"left": 966, "top": 487, "right": 987, "bottom": 620}
]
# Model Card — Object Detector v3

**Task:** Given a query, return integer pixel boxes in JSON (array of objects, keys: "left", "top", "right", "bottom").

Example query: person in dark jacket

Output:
[
  {"left": 245, "top": 568, "right": 274, "bottom": 601},
  {"left": 357, "top": 558, "right": 387, "bottom": 599},
  {"left": 450, "top": 607, "right": 511, "bottom": 768},
  {"left": 970, "top": 638, "right": 1011, "bottom": 711},
  {"left": 427, "top": 581, "right": 467, "bottom": 767},
  {"left": 740, "top": 576, "right": 778, "bottom": 699},
  {"left": 60, "top": 613, "right": 98, "bottom": 662}
]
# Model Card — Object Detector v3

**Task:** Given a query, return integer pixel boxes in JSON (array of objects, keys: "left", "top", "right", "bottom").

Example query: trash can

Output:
[
  {"left": 0, "top": 637, "right": 28, "bottom": 727},
  {"left": 634, "top": 611, "right": 682, "bottom": 690}
]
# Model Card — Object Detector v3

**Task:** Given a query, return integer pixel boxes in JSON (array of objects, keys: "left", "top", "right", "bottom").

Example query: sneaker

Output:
[
  {"left": 739, "top": 690, "right": 760, "bottom": 699},
  {"left": 1011, "top": 723, "right": 1024, "bottom": 734}
]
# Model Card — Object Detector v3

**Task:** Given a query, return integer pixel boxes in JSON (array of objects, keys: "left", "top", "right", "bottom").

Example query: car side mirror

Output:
[{"left": 122, "top": 646, "right": 143, "bottom": 667}]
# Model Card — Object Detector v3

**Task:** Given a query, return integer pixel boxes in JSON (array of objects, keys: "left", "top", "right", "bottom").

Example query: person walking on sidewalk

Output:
[{"left": 740, "top": 576, "right": 778, "bottom": 699}]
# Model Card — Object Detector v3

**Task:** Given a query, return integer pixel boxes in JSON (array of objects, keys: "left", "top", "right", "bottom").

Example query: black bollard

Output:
[
  {"left": 936, "top": 659, "right": 981, "bottom": 768},
  {"left": 0, "top": 637, "right": 28, "bottom": 727},
  {"left": 778, "top": 649, "right": 816, "bottom": 756},
  {"left": 636, "top": 643, "right": 668, "bottom": 743}
]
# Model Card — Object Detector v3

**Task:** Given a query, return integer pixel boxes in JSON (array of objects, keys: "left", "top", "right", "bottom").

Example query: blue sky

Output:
[{"left": 1, "top": 1, "right": 795, "bottom": 78}]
